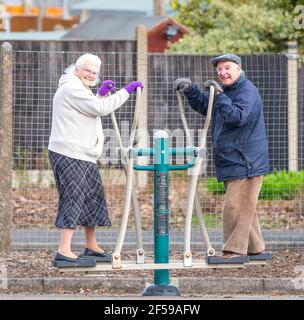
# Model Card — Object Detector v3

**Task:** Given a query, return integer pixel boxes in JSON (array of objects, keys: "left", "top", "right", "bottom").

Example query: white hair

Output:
[
  {"left": 64, "top": 64, "right": 76, "bottom": 75},
  {"left": 75, "top": 53, "right": 101, "bottom": 69},
  {"left": 64, "top": 53, "right": 101, "bottom": 86}
]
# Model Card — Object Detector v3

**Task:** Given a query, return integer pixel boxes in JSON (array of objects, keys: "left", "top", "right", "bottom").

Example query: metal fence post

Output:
[
  {"left": 287, "top": 41, "right": 299, "bottom": 171},
  {"left": 0, "top": 42, "right": 12, "bottom": 252},
  {"left": 136, "top": 25, "right": 148, "bottom": 188}
]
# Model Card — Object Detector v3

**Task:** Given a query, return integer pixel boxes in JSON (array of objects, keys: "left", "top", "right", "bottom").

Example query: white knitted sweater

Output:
[{"left": 48, "top": 74, "right": 130, "bottom": 163}]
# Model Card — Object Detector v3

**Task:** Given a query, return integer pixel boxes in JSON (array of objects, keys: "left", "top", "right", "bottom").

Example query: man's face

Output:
[
  {"left": 75, "top": 63, "right": 99, "bottom": 87},
  {"left": 216, "top": 61, "right": 241, "bottom": 86}
]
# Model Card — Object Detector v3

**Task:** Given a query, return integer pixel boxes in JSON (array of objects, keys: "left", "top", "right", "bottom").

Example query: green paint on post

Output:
[
  {"left": 132, "top": 130, "right": 197, "bottom": 293},
  {"left": 153, "top": 131, "right": 169, "bottom": 285}
]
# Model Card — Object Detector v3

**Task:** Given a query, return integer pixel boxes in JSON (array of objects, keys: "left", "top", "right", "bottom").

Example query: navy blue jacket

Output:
[{"left": 185, "top": 73, "right": 269, "bottom": 181}]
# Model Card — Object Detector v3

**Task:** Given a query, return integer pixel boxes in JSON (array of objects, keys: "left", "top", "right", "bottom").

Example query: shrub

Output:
[{"left": 206, "top": 170, "right": 304, "bottom": 200}]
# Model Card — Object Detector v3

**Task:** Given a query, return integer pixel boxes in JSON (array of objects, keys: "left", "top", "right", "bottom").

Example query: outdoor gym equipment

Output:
[
  {"left": 111, "top": 84, "right": 219, "bottom": 276},
  {"left": 58, "top": 84, "right": 266, "bottom": 295},
  {"left": 125, "top": 129, "right": 209, "bottom": 296}
]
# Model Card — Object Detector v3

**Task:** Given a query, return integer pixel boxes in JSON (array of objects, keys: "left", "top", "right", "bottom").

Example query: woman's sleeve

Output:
[{"left": 66, "top": 86, "right": 130, "bottom": 117}]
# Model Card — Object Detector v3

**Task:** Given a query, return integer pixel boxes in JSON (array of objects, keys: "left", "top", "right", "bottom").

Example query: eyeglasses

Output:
[{"left": 80, "top": 67, "right": 98, "bottom": 77}]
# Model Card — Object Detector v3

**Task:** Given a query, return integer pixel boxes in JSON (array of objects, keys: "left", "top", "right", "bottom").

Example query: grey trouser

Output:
[{"left": 222, "top": 176, "right": 265, "bottom": 255}]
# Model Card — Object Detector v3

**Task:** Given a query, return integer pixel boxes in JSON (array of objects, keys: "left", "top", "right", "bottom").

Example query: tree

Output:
[
  {"left": 276, "top": 0, "right": 303, "bottom": 14},
  {"left": 168, "top": 0, "right": 304, "bottom": 54}
]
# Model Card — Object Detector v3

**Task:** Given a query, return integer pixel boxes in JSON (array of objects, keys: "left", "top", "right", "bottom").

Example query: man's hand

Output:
[
  {"left": 203, "top": 80, "right": 223, "bottom": 94},
  {"left": 173, "top": 78, "right": 192, "bottom": 93}
]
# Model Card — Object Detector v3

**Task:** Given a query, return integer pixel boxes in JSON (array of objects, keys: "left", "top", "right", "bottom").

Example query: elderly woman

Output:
[{"left": 48, "top": 53, "right": 143, "bottom": 268}]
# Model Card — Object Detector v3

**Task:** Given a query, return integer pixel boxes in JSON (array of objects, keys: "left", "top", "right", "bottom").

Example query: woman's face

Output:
[{"left": 75, "top": 63, "right": 99, "bottom": 87}]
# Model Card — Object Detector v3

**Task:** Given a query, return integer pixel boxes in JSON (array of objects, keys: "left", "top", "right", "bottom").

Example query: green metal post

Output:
[
  {"left": 153, "top": 130, "right": 169, "bottom": 285},
  {"left": 133, "top": 130, "right": 198, "bottom": 296}
]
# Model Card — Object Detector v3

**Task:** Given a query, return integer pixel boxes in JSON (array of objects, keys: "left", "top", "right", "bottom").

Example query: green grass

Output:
[
  {"left": 192, "top": 213, "right": 222, "bottom": 228},
  {"left": 259, "top": 170, "right": 304, "bottom": 200},
  {"left": 206, "top": 178, "right": 226, "bottom": 195},
  {"left": 206, "top": 170, "right": 304, "bottom": 200}
]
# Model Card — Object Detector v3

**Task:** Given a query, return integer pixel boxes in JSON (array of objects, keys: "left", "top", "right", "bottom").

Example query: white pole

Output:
[
  {"left": 24, "top": 0, "right": 33, "bottom": 15},
  {"left": 287, "top": 41, "right": 299, "bottom": 171},
  {"left": 136, "top": 25, "right": 148, "bottom": 188},
  {"left": 62, "top": 0, "right": 70, "bottom": 20}
]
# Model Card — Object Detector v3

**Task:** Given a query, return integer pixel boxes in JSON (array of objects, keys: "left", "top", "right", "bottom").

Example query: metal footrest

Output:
[
  {"left": 206, "top": 255, "right": 249, "bottom": 265},
  {"left": 58, "top": 259, "right": 245, "bottom": 273},
  {"left": 245, "top": 260, "right": 267, "bottom": 266},
  {"left": 248, "top": 252, "right": 273, "bottom": 261}
]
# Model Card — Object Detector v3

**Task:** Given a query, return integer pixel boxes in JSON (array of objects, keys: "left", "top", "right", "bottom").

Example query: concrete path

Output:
[
  {"left": 2, "top": 276, "right": 304, "bottom": 296},
  {"left": 10, "top": 229, "right": 304, "bottom": 250}
]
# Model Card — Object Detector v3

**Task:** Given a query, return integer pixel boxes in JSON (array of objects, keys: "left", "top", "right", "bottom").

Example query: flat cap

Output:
[{"left": 211, "top": 53, "right": 242, "bottom": 67}]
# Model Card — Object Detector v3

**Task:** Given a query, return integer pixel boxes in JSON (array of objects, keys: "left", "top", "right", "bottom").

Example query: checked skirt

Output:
[{"left": 48, "top": 150, "right": 111, "bottom": 229}]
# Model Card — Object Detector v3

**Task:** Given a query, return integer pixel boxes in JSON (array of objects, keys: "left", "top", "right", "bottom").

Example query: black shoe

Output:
[
  {"left": 81, "top": 248, "right": 112, "bottom": 263},
  {"left": 53, "top": 252, "right": 96, "bottom": 268}
]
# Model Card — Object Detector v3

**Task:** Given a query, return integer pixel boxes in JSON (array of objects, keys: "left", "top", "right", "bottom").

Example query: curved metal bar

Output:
[
  {"left": 177, "top": 91, "right": 214, "bottom": 255},
  {"left": 176, "top": 86, "right": 216, "bottom": 265},
  {"left": 110, "top": 88, "right": 145, "bottom": 267},
  {"left": 129, "top": 87, "right": 142, "bottom": 147},
  {"left": 176, "top": 91, "right": 194, "bottom": 147},
  {"left": 112, "top": 157, "right": 134, "bottom": 268},
  {"left": 194, "top": 192, "right": 215, "bottom": 256},
  {"left": 129, "top": 88, "right": 146, "bottom": 262}
]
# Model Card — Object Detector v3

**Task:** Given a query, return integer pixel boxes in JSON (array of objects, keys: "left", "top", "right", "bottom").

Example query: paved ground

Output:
[
  {"left": 10, "top": 229, "right": 304, "bottom": 250},
  {"left": 0, "top": 294, "right": 304, "bottom": 300},
  {"left": 1, "top": 229, "right": 304, "bottom": 299},
  {"left": 1, "top": 250, "right": 304, "bottom": 299}
]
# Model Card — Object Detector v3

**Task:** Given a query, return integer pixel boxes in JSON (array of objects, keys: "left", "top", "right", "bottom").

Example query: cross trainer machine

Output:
[{"left": 59, "top": 85, "right": 267, "bottom": 295}]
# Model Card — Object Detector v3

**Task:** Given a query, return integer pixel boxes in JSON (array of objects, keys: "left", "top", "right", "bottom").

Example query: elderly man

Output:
[{"left": 174, "top": 54, "right": 272, "bottom": 263}]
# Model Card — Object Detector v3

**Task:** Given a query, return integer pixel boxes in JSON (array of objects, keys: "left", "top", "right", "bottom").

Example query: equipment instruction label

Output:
[{"left": 156, "top": 172, "right": 169, "bottom": 235}]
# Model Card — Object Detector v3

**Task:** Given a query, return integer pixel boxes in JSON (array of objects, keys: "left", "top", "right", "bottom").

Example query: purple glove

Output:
[
  {"left": 124, "top": 81, "right": 144, "bottom": 94},
  {"left": 98, "top": 80, "right": 117, "bottom": 96}
]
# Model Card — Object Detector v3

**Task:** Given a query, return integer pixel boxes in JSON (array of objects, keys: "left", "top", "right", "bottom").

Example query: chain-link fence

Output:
[{"left": 1, "top": 47, "right": 304, "bottom": 252}]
